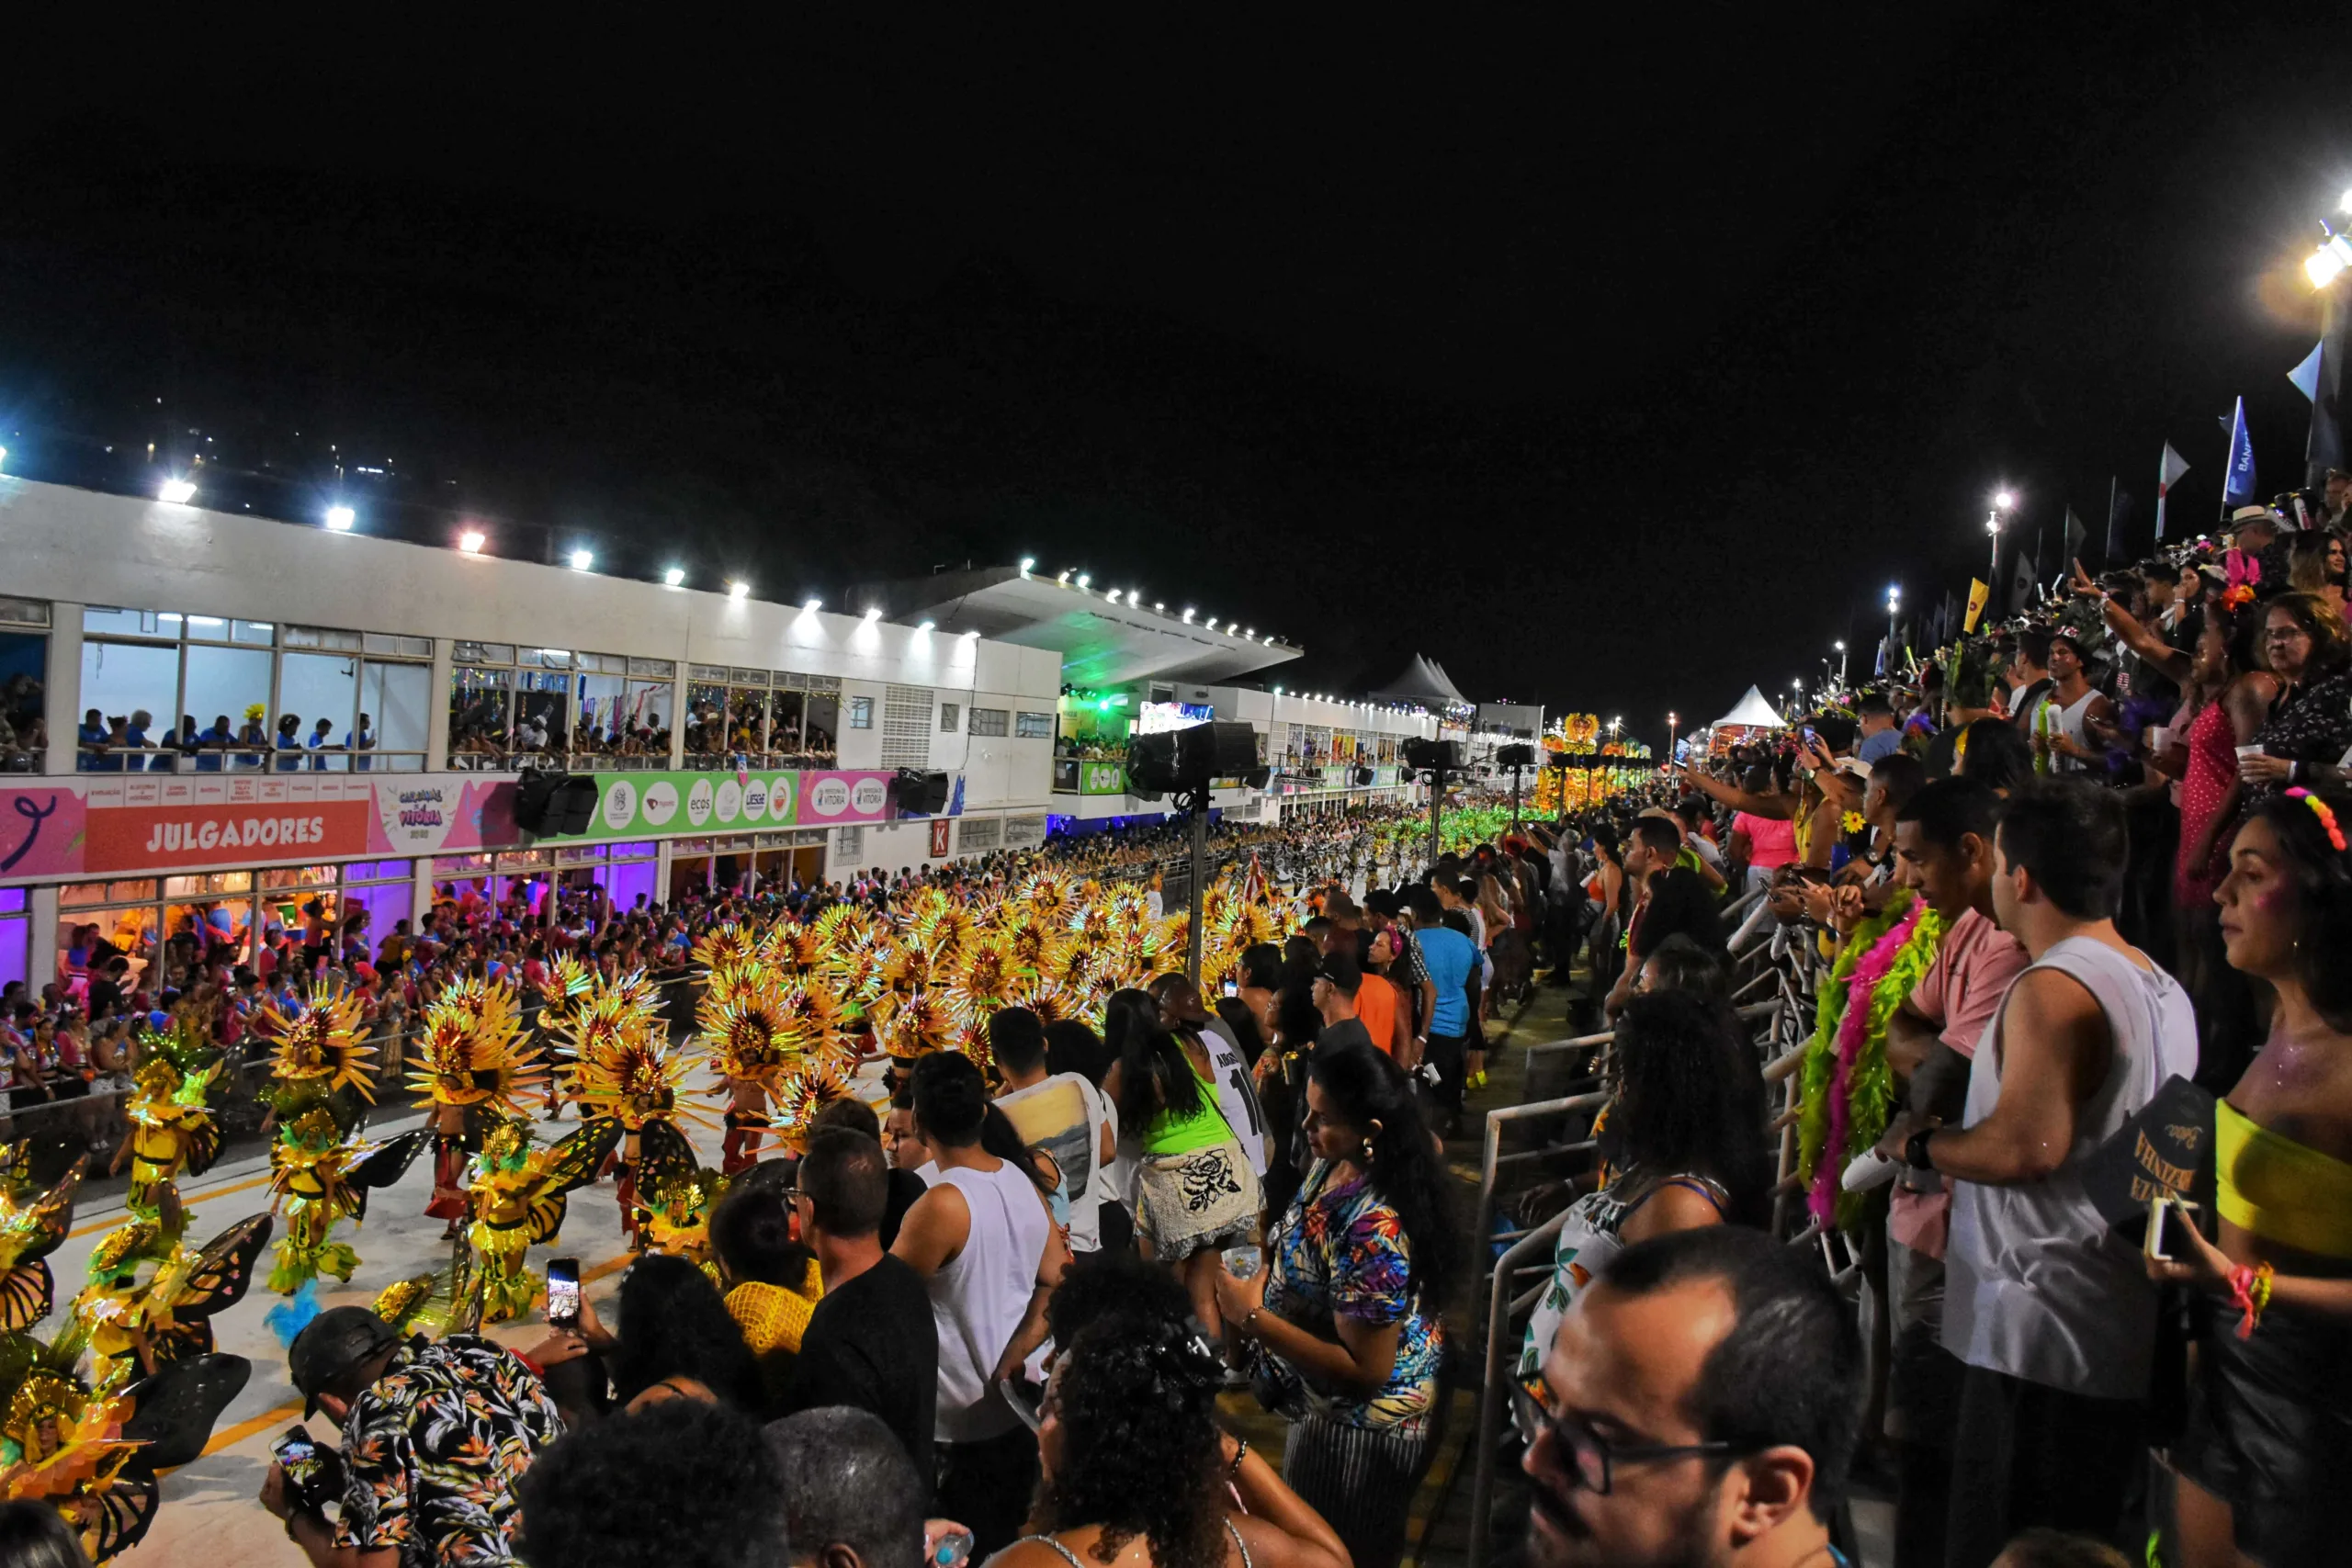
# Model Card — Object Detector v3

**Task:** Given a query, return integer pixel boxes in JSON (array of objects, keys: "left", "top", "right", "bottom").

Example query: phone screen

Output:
[
  {"left": 1220, "top": 978, "right": 1238, "bottom": 998},
  {"left": 546, "top": 1258, "right": 581, "bottom": 1328},
  {"left": 273, "top": 1425, "right": 337, "bottom": 1511}
]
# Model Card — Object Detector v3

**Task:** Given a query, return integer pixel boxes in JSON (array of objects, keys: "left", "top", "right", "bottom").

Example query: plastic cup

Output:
[
  {"left": 2236, "top": 744, "right": 2266, "bottom": 760},
  {"left": 1221, "top": 1244, "right": 1263, "bottom": 1280},
  {"left": 2144, "top": 727, "right": 2168, "bottom": 752}
]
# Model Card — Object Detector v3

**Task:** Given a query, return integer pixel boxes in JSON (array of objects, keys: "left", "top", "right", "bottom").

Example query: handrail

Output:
[
  {"left": 1469, "top": 1089, "right": 1611, "bottom": 1325},
  {"left": 1466, "top": 1207, "right": 1570, "bottom": 1568},
  {"left": 77, "top": 746, "right": 431, "bottom": 774}
]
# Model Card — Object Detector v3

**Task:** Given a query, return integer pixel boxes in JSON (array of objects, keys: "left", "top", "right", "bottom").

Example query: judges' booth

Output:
[{"left": 56, "top": 859, "right": 418, "bottom": 993}]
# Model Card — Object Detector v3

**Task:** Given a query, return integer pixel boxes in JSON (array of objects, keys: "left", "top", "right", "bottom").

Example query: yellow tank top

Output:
[{"left": 2217, "top": 1099, "right": 2352, "bottom": 1259}]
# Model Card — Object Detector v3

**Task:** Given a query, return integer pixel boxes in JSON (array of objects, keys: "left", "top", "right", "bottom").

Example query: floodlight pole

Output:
[
  {"left": 1509, "top": 762, "right": 1524, "bottom": 835},
  {"left": 1186, "top": 786, "right": 1209, "bottom": 983},
  {"left": 1427, "top": 766, "right": 1443, "bottom": 872}
]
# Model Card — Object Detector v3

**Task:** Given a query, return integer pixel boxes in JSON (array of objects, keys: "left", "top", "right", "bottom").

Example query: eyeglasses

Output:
[{"left": 1511, "top": 1380, "right": 1748, "bottom": 1496}]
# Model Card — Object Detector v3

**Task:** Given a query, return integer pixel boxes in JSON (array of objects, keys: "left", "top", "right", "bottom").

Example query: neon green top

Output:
[
  {"left": 1141, "top": 1056, "right": 1231, "bottom": 1156},
  {"left": 2218, "top": 1098, "right": 2352, "bottom": 1259}
]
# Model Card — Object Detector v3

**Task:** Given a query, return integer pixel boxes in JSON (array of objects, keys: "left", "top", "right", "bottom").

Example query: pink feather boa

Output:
[{"left": 1807, "top": 899, "right": 1929, "bottom": 1228}]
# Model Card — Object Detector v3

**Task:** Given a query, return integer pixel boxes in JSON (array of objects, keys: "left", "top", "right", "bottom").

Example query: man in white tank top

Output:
[
  {"left": 891, "top": 1052, "right": 1067, "bottom": 1559},
  {"left": 2039, "top": 630, "right": 2116, "bottom": 775},
  {"left": 1876, "top": 780, "right": 2195, "bottom": 1566}
]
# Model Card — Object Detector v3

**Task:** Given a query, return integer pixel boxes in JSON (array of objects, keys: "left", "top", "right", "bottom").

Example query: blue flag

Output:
[
  {"left": 2105, "top": 480, "right": 2132, "bottom": 562},
  {"left": 2223, "top": 397, "right": 2258, "bottom": 509}
]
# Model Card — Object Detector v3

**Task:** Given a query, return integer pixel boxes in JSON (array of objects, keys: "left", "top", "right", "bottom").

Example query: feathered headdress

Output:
[{"left": 260, "top": 986, "right": 377, "bottom": 1103}]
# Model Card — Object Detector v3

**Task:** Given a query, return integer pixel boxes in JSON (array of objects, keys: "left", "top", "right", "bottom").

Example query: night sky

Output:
[{"left": 2, "top": 12, "right": 2346, "bottom": 747}]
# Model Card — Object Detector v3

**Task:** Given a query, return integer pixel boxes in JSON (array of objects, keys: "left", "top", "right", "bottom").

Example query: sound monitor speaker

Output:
[
  {"left": 514, "top": 770, "right": 599, "bottom": 837},
  {"left": 1402, "top": 739, "right": 1461, "bottom": 773},
  {"left": 1175, "top": 720, "right": 1261, "bottom": 784},
  {"left": 1351, "top": 765, "right": 1375, "bottom": 785},
  {"left": 1497, "top": 742, "right": 1537, "bottom": 768},
  {"left": 893, "top": 770, "right": 951, "bottom": 815},
  {"left": 1126, "top": 733, "right": 1179, "bottom": 798}
]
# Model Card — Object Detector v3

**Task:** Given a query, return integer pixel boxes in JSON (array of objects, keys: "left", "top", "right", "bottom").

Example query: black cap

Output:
[
  {"left": 1315, "top": 951, "right": 1363, "bottom": 996},
  {"left": 288, "top": 1306, "right": 401, "bottom": 1419}
]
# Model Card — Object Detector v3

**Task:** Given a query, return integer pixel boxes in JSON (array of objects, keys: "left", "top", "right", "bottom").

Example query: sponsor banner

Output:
[
  {"left": 795, "top": 771, "right": 895, "bottom": 825},
  {"left": 579, "top": 770, "right": 803, "bottom": 841},
  {"left": 1078, "top": 761, "right": 1127, "bottom": 795},
  {"left": 928, "top": 818, "right": 952, "bottom": 858}
]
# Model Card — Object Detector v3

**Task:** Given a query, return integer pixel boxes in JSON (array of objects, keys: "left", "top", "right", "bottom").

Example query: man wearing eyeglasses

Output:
[{"left": 1519, "top": 1227, "right": 1860, "bottom": 1568}]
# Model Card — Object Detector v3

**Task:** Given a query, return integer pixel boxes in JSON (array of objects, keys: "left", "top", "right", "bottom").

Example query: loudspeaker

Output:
[
  {"left": 1402, "top": 739, "right": 1461, "bottom": 773},
  {"left": 1497, "top": 742, "right": 1537, "bottom": 768},
  {"left": 1125, "top": 732, "right": 1180, "bottom": 797},
  {"left": 1351, "top": 765, "right": 1375, "bottom": 785},
  {"left": 893, "top": 770, "right": 951, "bottom": 815},
  {"left": 1175, "top": 720, "right": 1261, "bottom": 784},
  {"left": 514, "top": 770, "right": 600, "bottom": 837}
]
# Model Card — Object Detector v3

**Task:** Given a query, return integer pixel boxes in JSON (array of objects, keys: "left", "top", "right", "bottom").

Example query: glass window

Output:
[
  {"left": 186, "top": 643, "right": 275, "bottom": 761},
  {"left": 82, "top": 607, "right": 170, "bottom": 639},
  {"left": 520, "top": 648, "right": 573, "bottom": 669},
  {"left": 360, "top": 660, "right": 432, "bottom": 769},
  {"left": 433, "top": 854, "right": 495, "bottom": 877},
  {"left": 454, "top": 641, "right": 515, "bottom": 666},
  {"left": 364, "top": 632, "right": 434, "bottom": 660},
  {"left": 279, "top": 650, "right": 361, "bottom": 768},
  {"left": 940, "top": 702, "right": 960, "bottom": 732},
  {"left": 847, "top": 695, "right": 874, "bottom": 730},
  {"left": 164, "top": 871, "right": 253, "bottom": 897},
  {"left": 969, "top": 707, "right": 1010, "bottom": 737},
  {"left": 684, "top": 680, "right": 728, "bottom": 756},
  {"left": 1015, "top": 711, "right": 1055, "bottom": 739},
  {"left": 77, "top": 639, "right": 179, "bottom": 765},
  {"left": 727, "top": 687, "right": 769, "bottom": 751},
  {"left": 0, "top": 889, "right": 24, "bottom": 913},
  {"left": 628, "top": 657, "right": 675, "bottom": 680},
  {"left": 0, "top": 599, "right": 49, "bottom": 630},
  {"left": 514, "top": 666, "right": 572, "bottom": 757},
  {"left": 0, "top": 631, "right": 42, "bottom": 761},
  {"left": 341, "top": 860, "right": 413, "bottom": 883},
  {"left": 449, "top": 667, "right": 513, "bottom": 761},
  {"left": 232, "top": 619, "right": 276, "bottom": 647},
  {"left": 609, "top": 840, "right": 658, "bottom": 859},
  {"left": 729, "top": 667, "right": 768, "bottom": 687},
  {"left": 261, "top": 864, "right": 340, "bottom": 889}
]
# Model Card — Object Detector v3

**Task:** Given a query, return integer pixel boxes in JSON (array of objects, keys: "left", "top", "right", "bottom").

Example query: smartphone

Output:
[
  {"left": 2143, "top": 1194, "right": 2199, "bottom": 1260},
  {"left": 1220, "top": 977, "right": 1238, "bottom": 998},
  {"left": 546, "top": 1257, "right": 581, "bottom": 1330},
  {"left": 1801, "top": 726, "right": 1820, "bottom": 750},
  {"left": 272, "top": 1424, "right": 342, "bottom": 1513},
  {"left": 998, "top": 1373, "right": 1045, "bottom": 1434}
]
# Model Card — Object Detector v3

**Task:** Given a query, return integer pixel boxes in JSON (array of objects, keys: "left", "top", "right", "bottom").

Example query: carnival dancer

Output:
[{"left": 408, "top": 976, "right": 545, "bottom": 1241}]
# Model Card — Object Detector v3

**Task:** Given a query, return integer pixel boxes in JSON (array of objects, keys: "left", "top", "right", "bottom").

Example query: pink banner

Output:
[{"left": 794, "top": 771, "right": 896, "bottom": 826}]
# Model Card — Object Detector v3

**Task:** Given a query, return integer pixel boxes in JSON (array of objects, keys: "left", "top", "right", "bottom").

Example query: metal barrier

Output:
[{"left": 1465, "top": 1207, "right": 1571, "bottom": 1568}]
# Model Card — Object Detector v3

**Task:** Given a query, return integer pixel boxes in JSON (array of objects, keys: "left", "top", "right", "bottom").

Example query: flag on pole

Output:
[
  {"left": 2290, "top": 340, "right": 2324, "bottom": 401},
  {"left": 2063, "top": 506, "right": 2087, "bottom": 572},
  {"left": 2154, "top": 442, "right": 2190, "bottom": 540},
  {"left": 2105, "top": 479, "right": 2133, "bottom": 562},
  {"left": 2009, "top": 532, "right": 2038, "bottom": 614},
  {"left": 2223, "top": 396, "right": 2258, "bottom": 510},
  {"left": 1964, "top": 578, "right": 1990, "bottom": 633}
]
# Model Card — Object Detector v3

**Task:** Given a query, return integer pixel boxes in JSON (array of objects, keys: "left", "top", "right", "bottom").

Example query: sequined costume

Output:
[
  {"left": 549, "top": 968, "right": 709, "bottom": 1240},
  {"left": 458, "top": 1115, "right": 616, "bottom": 1324},
  {"left": 116, "top": 1023, "right": 223, "bottom": 1219},
  {"left": 406, "top": 977, "right": 546, "bottom": 1224},
  {"left": 0, "top": 1148, "right": 85, "bottom": 1333},
  {"left": 72, "top": 1214, "right": 270, "bottom": 1393}
]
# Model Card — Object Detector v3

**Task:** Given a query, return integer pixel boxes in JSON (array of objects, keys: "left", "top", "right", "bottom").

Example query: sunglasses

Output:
[{"left": 1511, "top": 1379, "right": 1749, "bottom": 1496}]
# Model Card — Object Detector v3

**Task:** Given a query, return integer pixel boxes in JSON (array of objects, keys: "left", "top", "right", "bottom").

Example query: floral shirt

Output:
[
  {"left": 2249, "top": 670, "right": 2352, "bottom": 805},
  {"left": 1250, "top": 1159, "right": 1443, "bottom": 1433},
  {"left": 334, "top": 1336, "right": 563, "bottom": 1566}
]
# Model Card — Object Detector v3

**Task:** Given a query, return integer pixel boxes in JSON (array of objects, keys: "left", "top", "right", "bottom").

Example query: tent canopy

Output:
[
  {"left": 1712, "top": 685, "right": 1787, "bottom": 729},
  {"left": 1368, "top": 652, "right": 1471, "bottom": 706}
]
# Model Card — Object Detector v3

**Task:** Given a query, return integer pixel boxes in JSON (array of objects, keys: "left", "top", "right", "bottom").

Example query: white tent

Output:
[{"left": 1711, "top": 685, "right": 1787, "bottom": 729}]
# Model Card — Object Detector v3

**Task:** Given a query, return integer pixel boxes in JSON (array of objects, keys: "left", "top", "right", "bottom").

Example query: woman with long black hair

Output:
[
  {"left": 1514, "top": 989, "right": 1769, "bottom": 1382},
  {"left": 1214, "top": 1044, "right": 1455, "bottom": 1568},
  {"left": 989, "top": 1307, "right": 1351, "bottom": 1568},
  {"left": 1102, "top": 987, "right": 1260, "bottom": 1338}
]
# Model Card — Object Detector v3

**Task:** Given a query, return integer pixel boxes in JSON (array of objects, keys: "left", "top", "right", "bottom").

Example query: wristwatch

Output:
[{"left": 1904, "top": 1128, "right": 1938, "bottom": 1171}]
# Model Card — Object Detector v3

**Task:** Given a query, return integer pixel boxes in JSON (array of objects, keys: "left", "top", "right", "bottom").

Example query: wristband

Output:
[
  {"left": 1904, "top": 1128, "right": 1937, "bottom": 1171},
  {"left": 1227, "top": 1438, "right": 1250, "bottom": 1479}
]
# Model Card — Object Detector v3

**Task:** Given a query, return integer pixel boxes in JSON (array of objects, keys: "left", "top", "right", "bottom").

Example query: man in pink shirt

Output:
[{"left": 1881, "top": 776, "right": 2026, "bottom": 1568}]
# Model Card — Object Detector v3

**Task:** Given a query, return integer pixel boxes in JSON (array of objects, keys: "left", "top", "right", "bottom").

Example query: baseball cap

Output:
[
  {"left": 1314, "top": 951, "right": 1363, "bottom": 996},
  {"left": 288, "top": 1305, "right": 401, "bottom": 1418}
]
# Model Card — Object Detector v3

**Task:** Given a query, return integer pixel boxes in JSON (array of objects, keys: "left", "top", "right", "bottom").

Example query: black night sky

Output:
[{"left": 2, "top": 11, "right": 2346, "bottom": 746}]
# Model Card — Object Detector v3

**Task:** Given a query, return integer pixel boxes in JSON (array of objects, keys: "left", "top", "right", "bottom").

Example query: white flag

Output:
[
  {"left": 2155, "top": 441, "right": 2190, "bottom": 541},
  {"left": 2290, "top": 340, "right": 2325, "bottom": 402}
]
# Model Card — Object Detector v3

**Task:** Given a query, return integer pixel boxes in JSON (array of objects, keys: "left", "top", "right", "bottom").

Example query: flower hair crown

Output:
[{"left": 2285, "top": 787, "right": 2348, "bottom": 852}]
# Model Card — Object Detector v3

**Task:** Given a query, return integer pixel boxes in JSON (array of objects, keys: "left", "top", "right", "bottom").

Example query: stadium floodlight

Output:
[
  {"left": 800, "top": 595, "right": 819, "bottom": 612},
  {"left": 570, "top": 549, "right": 594, "bottom": 571},
  {"left": 863, "top": 606, "right": 882, "bottom": 620},
  {"left": 324, "top": 505, "right": 356, "bottom": 531},
  {"left": 918, "top": 619, "right": 935, "bottom": 631},
  {"left": 663, "top": 567, "right": 685, "bottom": 587},
  {"left": 1019, "top": 557, "right": 1035, "bottom": 575},
  {"left": 458, "top": 529, "right": 485, "bottom": 554},
  {"left": 728, "top": 580, "right": 751, "bottom": 601},
  {"left": 159, "top": 478, "right": 198, "bottom": 505}
]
